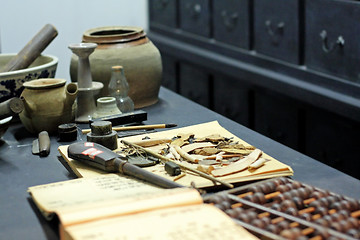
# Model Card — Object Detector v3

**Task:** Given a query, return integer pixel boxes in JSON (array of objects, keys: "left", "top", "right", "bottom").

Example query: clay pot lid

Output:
[
  {"left": 23, "top": 78, "right": 66, "bottom": 89},
  {"left": 82, "top": 26, "right": 146, "bottom": 44}
]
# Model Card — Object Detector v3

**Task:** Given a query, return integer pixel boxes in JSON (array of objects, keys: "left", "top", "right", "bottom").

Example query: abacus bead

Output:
[
  {"left": 285, "top": 183, "right": 294, "bottom": 190},
  {"left": 314, "top": 228, "right": 331, "bottom": 239},
  {"left": 285, "top": 207, "right": 298, "bottom": 216},
  {"left": 319, "top": 197, "right": 329, "bottom": 207},
  {"left": 297, "top": 188, "right": 308, "bottom": 199},
  {"left": 261, "top": 217, "right": 271, "bottom": 225},
  {"left": 266, "top": 224, "right": 280, "bottom": 234},
  {"left": 310, "top": 191, "right": 324, "bottom": 199},
  {"left": 330, "top": 222, "right": 342, "bottom": 232},
  {"left": 322, "top": 215, "right": 332, "bottom": 225},
  {"left": 315, "top": 218, "right": 330, "bottom": 227},
  {"left": 292, "top": 196, "right": 304, "bottom": 209},
  {"left": 265, "top": 181, "right": 277, "bottom": 193},
  {"left": 291, "top": 181, "right": 302, "bottom": 189},
  {"left": 309, "top": 200, "right": 322, "bottom": 209},
  {"left": 273, "top": 193, "right": 285, "bottom": 202},
  {"left": 347, "top": 229, "right": 360, "bottom": 239},
  {"left": 330, "top": 202, "right": 342, "bottom": 210},
  {"left": 238, "top": 213, "right": 252, "bottom": 223},
  {"left": 348, "top": 217, "right": 359, "bottom": 228},
  {"left": 276, "top": 185, "right": 290, "bottom": 193},
  {"left": 271, "top": 203, "right": 282, "bottom": 211},
  {"left": 289, "top": 189, "right": 300, "bottom": 198},
  {"left": 314, "top": 206, "right": 328, "bottom": 216},
  {"left": 340, "top": 200, "right": 351, "bottom": 211},
  {"left": 338, "top": 219, "right": 353, "bottom": 232},
  {"left": 279, "top": 177, "right": 290, "bottom": 184},
  {"left": 258, "top": 183, "right": 269, "bottom": 193},
  {"left": 325, "top": 196, "right": 337, "bottom": 206},
  {"left": 303, "top": 184, "right": 315, "bottom": 195},
  {"left": 329, "top": 212, "right": 342, "bottom": 222},
  {"left": 243, "top": 194, "right": 254, "bottom": 202},
  {"left": 346, "top": 198, "right": 360, "bottom": 211},
  {"left": 251, "top": 219, "right": 265, "bottom": 229},
  {"left": 299, "top": 212, "right": 312, "bottom": 221},
  {"left": 253, "top": 192, "right": 266, "bottom": 204},
  {"left": 283, "top": 192, "right": 293, "bottom": 200},
  {"left": 277, "top": 220, "right": 290, "bottom": 231},
  {"left": 281, "top": 200, "right": 296, "bottom": 211},
  {"left": 280, "top": 229, "right": 301, "bottom": 240},
  {"left": 248, "top": 186, "right": 260, "bottom": 193},
  {"left": 246, "top": 211, "right": 258, "bottom": 220},
  {"left": 225, "top": 208, "right": 242, "bottom": 218}
]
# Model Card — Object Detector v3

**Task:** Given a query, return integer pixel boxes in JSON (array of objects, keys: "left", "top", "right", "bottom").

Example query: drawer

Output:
[
  {"left": 213, "top": 0, "right": 251, "bottom": 49},
  {"left": 161, "top": 54, "right": 178, "bottom": 92},
  {"left": 149, "top": 0, "right": 177, "bottom": 28},
  {"left": 305, "top": 108, "right": 360, "bottom": 179},
  {"left": 179, "top": 0, "right": 211, "bottom": 37},
  {"left": 305, "top": 0, "right": 360, "bottom": 83},
  {"left": 213, "top": 75, "right": 251, "bottom": 127},
  {"left": 179, "top": 63, "right": 210, "bottom": 107},
  {"left": 254, "top": 0, "right": 301, "bottom": 64},
  {"left": 254, "top": 91, "right": 299, "bottom": 150}
]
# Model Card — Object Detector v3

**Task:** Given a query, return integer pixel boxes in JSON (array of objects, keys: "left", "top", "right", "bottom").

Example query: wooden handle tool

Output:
[{"left": 0, "top": 24, "right": 58, "bottom": 73}]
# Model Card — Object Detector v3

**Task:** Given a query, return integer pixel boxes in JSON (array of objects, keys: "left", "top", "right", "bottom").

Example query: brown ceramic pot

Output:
[{"left": 70, "top": 26, "right": 163, "bottom": 108}]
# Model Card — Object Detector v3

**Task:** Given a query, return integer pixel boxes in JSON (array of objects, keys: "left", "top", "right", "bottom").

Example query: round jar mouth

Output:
[
  {"left": 23, "top": 78, "right": 66, "bottom": 89},
  {"left": 82, "top": 26, "right": 146, "bottom": 44}
]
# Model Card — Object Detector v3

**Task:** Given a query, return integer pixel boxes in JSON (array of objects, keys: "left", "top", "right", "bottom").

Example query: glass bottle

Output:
[{"left": 108, "top": 66, "right": 134, "bottom": 113}]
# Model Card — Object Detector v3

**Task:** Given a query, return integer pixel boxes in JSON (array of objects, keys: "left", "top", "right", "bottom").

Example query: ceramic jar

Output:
[
  {"left": 19, "top": 78, "right": 78, "bottom": 134},
  {"left": 69, "top": 26, "right": 163, "bottom": 108},
  {"left": 93, "top": 97, "right": 121, "bottom": 119}
]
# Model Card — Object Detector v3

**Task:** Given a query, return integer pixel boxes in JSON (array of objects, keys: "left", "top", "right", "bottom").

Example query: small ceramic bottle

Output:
[{"left": 108, "top": 66, "right": 134, "bottom": 113}]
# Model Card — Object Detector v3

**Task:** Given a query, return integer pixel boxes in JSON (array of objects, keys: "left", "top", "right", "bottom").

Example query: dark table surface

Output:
[{"left": 1, "top": 87, "right": 359, "bottom": 240}]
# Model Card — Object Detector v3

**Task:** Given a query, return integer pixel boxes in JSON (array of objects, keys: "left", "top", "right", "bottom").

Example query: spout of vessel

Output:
[{"left": 65, "top": 82, "right": 78, "bottom": 107}]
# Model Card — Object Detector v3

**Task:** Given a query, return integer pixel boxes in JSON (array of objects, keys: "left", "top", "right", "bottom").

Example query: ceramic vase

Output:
[{"left": 70, "top": 26, "right": 163, "bottom": 108}]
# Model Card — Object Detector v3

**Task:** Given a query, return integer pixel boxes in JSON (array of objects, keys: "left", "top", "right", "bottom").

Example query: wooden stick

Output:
[
  {"left": 1, "top": 24, "right": 58, "bottom": 72},
  {"left": 82, "top": 123, "right": 177, "bottom": 134},
  {"left": 121, "top": 140, "right": 234, "bottom": 189}
]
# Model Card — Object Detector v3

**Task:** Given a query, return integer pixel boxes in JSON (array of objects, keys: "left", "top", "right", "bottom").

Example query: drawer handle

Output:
[
  {"left": 319, "top": 30, "right": 345, "bottom": 53},
  {"left": 186, "top": 3, "right": 202, "bottom": 18},
  {"left": 155, "top": 0, "right": 169, "bottom": 10},
  {"left": 221, "top": 10, "right": 239, "bottom": 31},
  {"left": 265, "top": 20, "right": 285, "bottom": 45}
]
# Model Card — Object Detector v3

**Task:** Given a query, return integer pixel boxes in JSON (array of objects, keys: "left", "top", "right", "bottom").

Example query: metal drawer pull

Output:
[
  {"left": 186, "top": 3, "right": 202, "bottom": 18},
  {"left": 319, "top": 30, "right": 345, "bottom": 53},
  {"left": 265, "top": 20, "right": 285, "bottom": 45},
  {"left": 221, "top": 10, "right": 239, "bottom": 31}
]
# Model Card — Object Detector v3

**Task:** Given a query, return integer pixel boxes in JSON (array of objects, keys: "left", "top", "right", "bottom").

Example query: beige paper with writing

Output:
[{"left": 64, "top": 204, "right": 259, "bottom": 240}]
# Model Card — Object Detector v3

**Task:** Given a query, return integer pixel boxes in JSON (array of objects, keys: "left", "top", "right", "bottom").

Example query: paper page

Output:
[
  {"left": 58, "top": 121, "right": 293, "bottom": 188},
  {"left": 64, "top": 204, "right": 259, "bottom": 240},
  {"left": 28, "top": 174, "right": 161, "bottom": 219},
  {"left": 28, "top": 174, "right": 202, "bottom": 226}
]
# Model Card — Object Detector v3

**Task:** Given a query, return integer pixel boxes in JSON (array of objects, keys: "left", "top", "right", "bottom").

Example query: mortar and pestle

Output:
[{"left": 0, "top": 24, "right": 63, "bottom": 135}]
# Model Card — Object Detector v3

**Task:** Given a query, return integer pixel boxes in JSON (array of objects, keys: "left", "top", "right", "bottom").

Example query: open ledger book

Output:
[
  {"left": 58, "top": 121, "right": 293, "bottom": 188},
  {"left": 28, "top": 174, "right": 259, "bottom": 240}
]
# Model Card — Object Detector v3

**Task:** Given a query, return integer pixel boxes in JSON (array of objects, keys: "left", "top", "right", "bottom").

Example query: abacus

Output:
[{"left": 204, "top": 177, "right": 360, "bottom": 240}]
